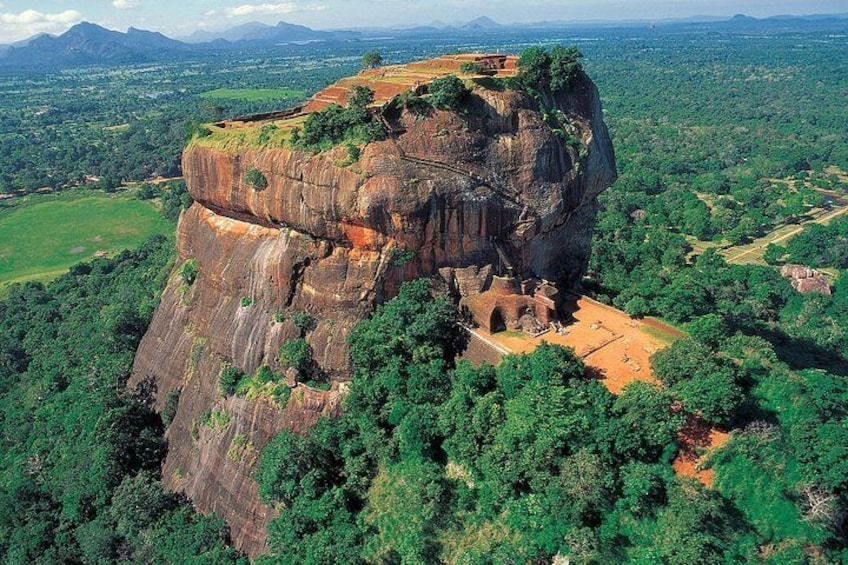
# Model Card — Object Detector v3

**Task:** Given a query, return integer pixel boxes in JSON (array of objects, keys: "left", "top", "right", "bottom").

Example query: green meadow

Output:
[
  {"left": 0, "top": 190, "right": 173, "bottom": 291},
  {"left": 199, "top": 88, "right": 306, "bottom": 102}
]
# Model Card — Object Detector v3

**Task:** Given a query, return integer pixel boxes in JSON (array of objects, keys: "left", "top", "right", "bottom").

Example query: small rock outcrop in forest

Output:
[
  {"left": 781, "top": 263, "right": 831, "bottom": 295},
  {"left": 130, "top": 53, "right": 616, "bottom": 556}
]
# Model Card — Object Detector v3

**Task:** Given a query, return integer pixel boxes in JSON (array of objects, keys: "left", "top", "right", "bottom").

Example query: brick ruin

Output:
[{"left": 463, "top": 275, "right": 560, "bottom": 335}]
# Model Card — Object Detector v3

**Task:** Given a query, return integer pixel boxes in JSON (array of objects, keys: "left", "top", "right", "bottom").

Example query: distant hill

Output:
[
  {"left": 0, "top": 33, "right": 53, "bottom": 57},
  {"left": 0, "top": 22, "right": 186, "bottom": 67},
  {"left": 461, "top": 16, "right": 504, "bottom": 30},
  {"left": 185, "top": 20, "right": 356, "bottom": 45}
]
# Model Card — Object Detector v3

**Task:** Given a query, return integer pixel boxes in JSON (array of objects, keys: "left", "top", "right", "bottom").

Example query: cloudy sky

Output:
[{"left": 0, "top": 0, "right": 845, "bottom": 42}]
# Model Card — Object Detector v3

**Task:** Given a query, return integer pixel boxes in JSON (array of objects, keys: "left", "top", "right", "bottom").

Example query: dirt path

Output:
[
  {"left": 725, "top": 205, "right": 848, "bottom": 263},
  {"left": 461, "top": 324, "right": 511, "bottom": 356}
]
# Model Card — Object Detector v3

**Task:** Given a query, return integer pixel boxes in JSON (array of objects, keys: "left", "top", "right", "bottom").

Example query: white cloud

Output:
[
  {"left": 207, "top": 2, "right": 326, "bottom": 18},
  {"left": 0, "top": 9, "right": 82, "bottom": 42},
  {"left": 112, "top": 0, "right": 135, "bottom": 9}
]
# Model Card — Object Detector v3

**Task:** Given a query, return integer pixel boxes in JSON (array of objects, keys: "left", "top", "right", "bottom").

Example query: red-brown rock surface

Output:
[{"left": 130, "top": 58, "right": 616, "bottom": 556}]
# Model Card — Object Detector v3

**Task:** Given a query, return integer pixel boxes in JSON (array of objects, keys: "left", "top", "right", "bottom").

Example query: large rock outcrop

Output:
[{"left": 130, "top": 57, "right": 616, "bottom": 556}]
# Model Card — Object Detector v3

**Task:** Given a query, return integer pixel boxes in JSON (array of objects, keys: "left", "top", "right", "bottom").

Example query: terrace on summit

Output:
[{"left": 205, "top": 53, "right": 518, "bottom": 140}]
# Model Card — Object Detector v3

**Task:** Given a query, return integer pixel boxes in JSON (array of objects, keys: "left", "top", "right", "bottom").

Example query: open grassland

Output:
[
  {"left": 199, "top": 88, "right": 306, "bottom": 102},
  {"left": 0, "top": 190, "right": 173, "bottom": 292},
  {"left": 190, "top": 115, "right": 307, "bottom": 152}
]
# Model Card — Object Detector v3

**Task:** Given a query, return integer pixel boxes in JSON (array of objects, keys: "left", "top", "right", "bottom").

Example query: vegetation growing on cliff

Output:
[
  {"left": 178, "top": 258, "right": 198, "bottom": 287},
  {"left": 0, "top": 236, "right": 244, "bottom": 562},
  {"left": 278, "top": 338, "right": 312, "bottom": 374},
  {"left": 254, "top": 280, "right": 848, "bottom": 563},
  {"left": 295, "top": 85, "right": 385, "bottom": 152},
  {"left": 517, "top": 45, "right": 583, "bottom": 94},
  {"left": 427, "top": 75, "right": 471, "bottom": 111},
  {"left": 244, "top": 166, "right": 269, "bottom": 191}
]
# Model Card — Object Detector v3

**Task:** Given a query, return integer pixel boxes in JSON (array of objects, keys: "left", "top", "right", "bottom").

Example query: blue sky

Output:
[{"left": 0, "top": 0, "right": 845, "bottom": 42}]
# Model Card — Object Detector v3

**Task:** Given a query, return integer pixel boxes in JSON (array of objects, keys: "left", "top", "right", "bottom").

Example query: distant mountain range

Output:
[
  {"left": 184, "top": 20, "right": 356, "bottom": 44},
  {"left": 1, "top": 13, "right": 846, "bottom": 69},
  {"left": 0, "top": 22, "right": 184, "bottom": 67}
]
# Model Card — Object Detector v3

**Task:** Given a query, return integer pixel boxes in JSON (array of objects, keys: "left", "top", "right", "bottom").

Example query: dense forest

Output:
[
  {"left": 584, "top": 29, "right": 848, "bottom": 372},
  {"left": 253, "top": 281, "right": 848, "bottom": 563},
  {"left": 0, "top": 236, "right": 245, "bottom": 562}
]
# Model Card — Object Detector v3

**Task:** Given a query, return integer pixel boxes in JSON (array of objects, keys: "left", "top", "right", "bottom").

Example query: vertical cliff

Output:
[{"left": 129, "top": 54, "right": 615, "bottom": 556}]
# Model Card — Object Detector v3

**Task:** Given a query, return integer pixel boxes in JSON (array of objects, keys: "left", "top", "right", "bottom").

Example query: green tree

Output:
[
  {"left": 244, "top": 167, "right": 268, "bottom": 191},
  {"left": 685, "top": 314, "right": 729, "bottom": 349},
  {"left": 278, "top": 338, "right": 312, "bottom": 374},
  {"left": 256, "top": 429, "right": 317, "bottom": 505},
  {"left": 635, "top": 483, "right": 744, "bottom": 564},
  {"left": 549, "top": 45, "right": 583, "bottom": 91},
  {"left": 361, "top": 50, "right": 383, "bottom": 69},
  {"left": 107, "top": 472, "right": 172, "bottom": 539},
  {"left": 619, "top": 462, "right": 668, "bottom": 516},
  {"left": 674, "top": 368, "right": 743, "bottom": 426},
  {"left": 651, "top": 338, "right": 713, "bottom": 388},
  {"left": 427, "top": 75, "right": 471, "bottom": 111},
  {"left": 178, "top": 258, "right": 198, "bottom": 286},
  {"left": 517, "top": 46, "right": 551, "bottom": 90},
  {"left": 347, "top": 85, "right": 374, "bottom": 110},
  {"left": 614, "top": 381, "right": 685, "bottom": 461},
  {"left": 459, "top": 61, "right": 482, "bottom": 74},
  {"left": 219, "top": 365, "right": 244, "bottom": 396},
  {"left": 763, "top": 243, "right": 786, "bottom": 265},
  {"left": 363, "top": 459, "right": 448, "bottom": 563},
  {"left": 651, "top": 338, "right": 743, "bottom": 426}
]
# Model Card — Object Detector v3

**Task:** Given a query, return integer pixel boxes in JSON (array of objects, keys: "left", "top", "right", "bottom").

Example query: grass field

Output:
[
  {"left": 0, "top": 190, "right": 173, "bottom": 292},
  {"left": 191, "top": 115, "right": 307, "bottom": 152},
  {"left": 199, "top": 88, "right": 306, "bottom": 102}
]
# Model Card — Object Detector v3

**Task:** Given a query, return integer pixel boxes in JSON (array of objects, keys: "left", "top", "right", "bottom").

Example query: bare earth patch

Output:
[
  {"left": 485, "top": 295, "right": 675, "bottom": 393},
  {"left": 672, "top": 418, "right": 730, "bottom": 487}
]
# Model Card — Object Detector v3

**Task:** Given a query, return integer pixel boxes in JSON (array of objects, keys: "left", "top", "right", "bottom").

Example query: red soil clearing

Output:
[
  {"left": 214, "top": 53, "right": 519, "bottom": 134},
  {"left": 672, "top": 417, "right": 730, "bottom": 487},
  {"left": 486, "top": 295, "right": 670, "bottom": 393}
]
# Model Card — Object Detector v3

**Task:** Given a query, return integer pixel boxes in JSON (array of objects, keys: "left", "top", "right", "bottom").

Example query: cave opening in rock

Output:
[{"left": 490, "top": 307, "right": 507, "bottom": 333}]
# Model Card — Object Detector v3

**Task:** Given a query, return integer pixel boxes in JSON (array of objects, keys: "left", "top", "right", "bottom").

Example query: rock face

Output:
[{"left": 130, "top": 61, "right": 616, "bottom": 556}]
